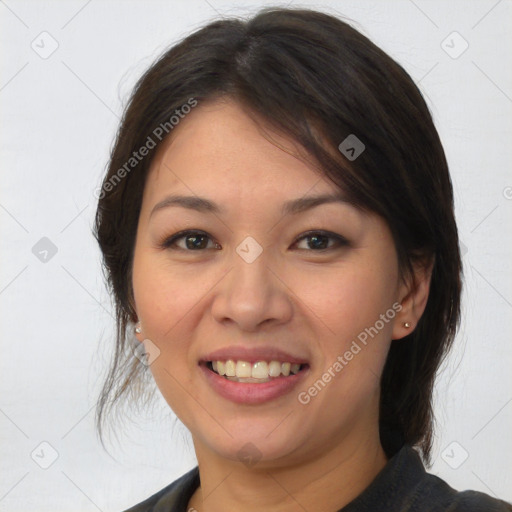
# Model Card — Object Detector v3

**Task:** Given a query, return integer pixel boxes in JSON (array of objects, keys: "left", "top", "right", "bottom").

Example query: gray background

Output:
[{"left": 1, "top": 0, "right": 511, "bottom": 510}]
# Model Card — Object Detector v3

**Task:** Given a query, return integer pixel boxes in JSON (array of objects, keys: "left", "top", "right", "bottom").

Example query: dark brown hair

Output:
[{"left": 94, "top": 7, "right": 462, "bottom": 465}]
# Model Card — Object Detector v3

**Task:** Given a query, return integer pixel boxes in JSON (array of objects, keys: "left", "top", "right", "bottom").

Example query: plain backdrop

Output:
[{"left": 1, "top": 0, "right": 511, "bottom": 510}]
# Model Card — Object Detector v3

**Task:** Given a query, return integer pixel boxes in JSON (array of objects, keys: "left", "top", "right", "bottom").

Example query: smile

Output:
[
  {"left": 208, "top": 360, "right": 306, "bottom": 382},
  {"left": 199, "top": 358, "right": 310, "bottom": 404}
]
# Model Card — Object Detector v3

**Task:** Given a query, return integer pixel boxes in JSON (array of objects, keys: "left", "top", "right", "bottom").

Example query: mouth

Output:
[
  {"left": 198, "top": 347, "right": 310, "bottom": 404},
  {"left": 199, "top": 356, "right": 310, "bottom": 404},
  {"left": 204, "top": 360, "right": 309, "bottom": 383}
]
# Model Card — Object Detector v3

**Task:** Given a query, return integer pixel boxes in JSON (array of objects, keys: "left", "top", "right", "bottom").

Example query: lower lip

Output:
[{"left": 199, "top": 364, "right": 309, "bottom": 405}]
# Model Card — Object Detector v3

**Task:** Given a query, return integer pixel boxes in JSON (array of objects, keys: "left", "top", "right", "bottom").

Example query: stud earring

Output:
[
  {"left": 403, "top": 322, "right": 411, "bottom": 328},
  {"left": 135, "top": 322, "right": 142, "bottom": 334}
]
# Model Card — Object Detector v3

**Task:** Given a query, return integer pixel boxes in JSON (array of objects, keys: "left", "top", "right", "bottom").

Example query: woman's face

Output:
[{"left": 132, "top": 98, "right": 411, "bottom": 468}]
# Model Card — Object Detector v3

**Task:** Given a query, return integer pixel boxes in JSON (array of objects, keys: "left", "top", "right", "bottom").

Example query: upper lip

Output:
[{"left": 200, "top": 346, "right": 309, "bottom": 365}]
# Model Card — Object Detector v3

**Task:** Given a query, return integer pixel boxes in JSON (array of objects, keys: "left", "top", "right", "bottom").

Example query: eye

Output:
[
  {"left": 159, "top": 229, "right": 348, "bottom": 252},
  {"left": 293, "top": 230, "right": 349, "bottom": 251},
  {"left": 160, "top": 230, "right": 221, "bottom": 251}
]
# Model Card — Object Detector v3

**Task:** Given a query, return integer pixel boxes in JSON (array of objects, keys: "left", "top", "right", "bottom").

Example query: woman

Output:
[{"left": 94, "top": 7, "right": 512, "bottom": 512}]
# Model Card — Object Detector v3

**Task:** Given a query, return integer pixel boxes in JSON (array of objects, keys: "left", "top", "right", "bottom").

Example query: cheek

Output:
[
  {"left": 132, "top": 251, "right": 207, "bottom": 339},
  {"left": 131, "top": 253, "right": 198, "bottom": 419},
  {"left": 131, "top": 252, "right": 195, "bottom": 375},
  {"left": 291, "top": 261, "right": 398, "bottom": 341},
  {"left": 131, "top": 249, "right": 227, "bottom": 401},
  {"left": 288, "top": 258, "right": 398, "bottom": 409}
]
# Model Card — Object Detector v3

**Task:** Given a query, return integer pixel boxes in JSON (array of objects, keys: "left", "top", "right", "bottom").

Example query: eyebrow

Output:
[{"left": 149, "top": 192, "right": 352, "bottom": 218}]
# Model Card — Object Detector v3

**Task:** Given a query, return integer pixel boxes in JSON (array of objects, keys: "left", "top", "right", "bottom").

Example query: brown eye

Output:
[
  {"left": 294, "top": 231, "right": 349, "bottom": 251},
  {"left": 161, "top": 230, "right": 220, "bottom": 251}
]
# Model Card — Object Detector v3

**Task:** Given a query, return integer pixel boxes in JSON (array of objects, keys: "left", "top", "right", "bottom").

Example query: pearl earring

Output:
[
  {"left": 135, "top": 323, "right": 142, "bottom": 334},
  {"left": 403, "top": 322, "right": 411, "bottom": 328}
]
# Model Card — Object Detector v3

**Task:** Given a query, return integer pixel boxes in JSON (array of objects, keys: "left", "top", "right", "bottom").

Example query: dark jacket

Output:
[{"left": 123, "top": 444, "right": 512, "bottom": 511}]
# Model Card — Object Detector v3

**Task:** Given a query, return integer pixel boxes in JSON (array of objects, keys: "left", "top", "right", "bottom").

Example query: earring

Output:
[
  {"left": 135, "top": 322, "right": 142, "bottom": 334},
  {"left": 403, "top": 322, "right": 411, "bottom": 328}
]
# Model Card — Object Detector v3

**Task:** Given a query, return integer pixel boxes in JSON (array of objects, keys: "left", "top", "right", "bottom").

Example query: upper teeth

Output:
[{"left": 211, "top": 360, "right": 301, "bottom": 379}]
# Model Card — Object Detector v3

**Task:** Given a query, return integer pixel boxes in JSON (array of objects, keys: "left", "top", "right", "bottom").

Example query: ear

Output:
[
  {"left": 134, "top": 323, "right": 144, "bottom": 343},
  {"left": 127, "top": 296, "right": 144, "bottom": 342},
  {"left": 132, "top": 315, "right": 144, "bottom": 343},
  {"left": 392, "top": 257, "right": 434, "bottom": 340}
]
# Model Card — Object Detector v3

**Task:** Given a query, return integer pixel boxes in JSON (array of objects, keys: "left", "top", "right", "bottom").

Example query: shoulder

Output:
[
  {"left": 379, "top": 445, "right": 512, "bottom": 512},
  {"left": 413, "top": 470, "right": 512, "bottom": 512},
  {"left": 450, "top": 490, "right": 512, "bottom": 512},
  {"left": 121, "top": 466, "right": 200, "bottom": 512}
]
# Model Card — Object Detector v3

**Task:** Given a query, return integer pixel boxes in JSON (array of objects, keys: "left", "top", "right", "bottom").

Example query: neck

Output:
[{"left": 188, "top": 431, "right": 388, "bottom": 512}]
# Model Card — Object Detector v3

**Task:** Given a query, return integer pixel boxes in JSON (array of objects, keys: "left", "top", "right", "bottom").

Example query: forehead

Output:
[{"left": 143, "top": 98, "right": 339, "bottom": 202}]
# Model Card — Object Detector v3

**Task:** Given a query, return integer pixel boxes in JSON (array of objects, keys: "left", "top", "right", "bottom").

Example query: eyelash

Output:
[{"left": 159, "top": 229, "right": 349, "bottom": 253}]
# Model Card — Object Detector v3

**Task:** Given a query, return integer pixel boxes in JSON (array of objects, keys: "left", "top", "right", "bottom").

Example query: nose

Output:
[{"left": 211, "top": 249, "right": 294, "bottom": 332}]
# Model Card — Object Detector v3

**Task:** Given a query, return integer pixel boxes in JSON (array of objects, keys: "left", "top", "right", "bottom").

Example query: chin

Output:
[{"left": 195, "top": 422, "right": 305, "bottom": 467}]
